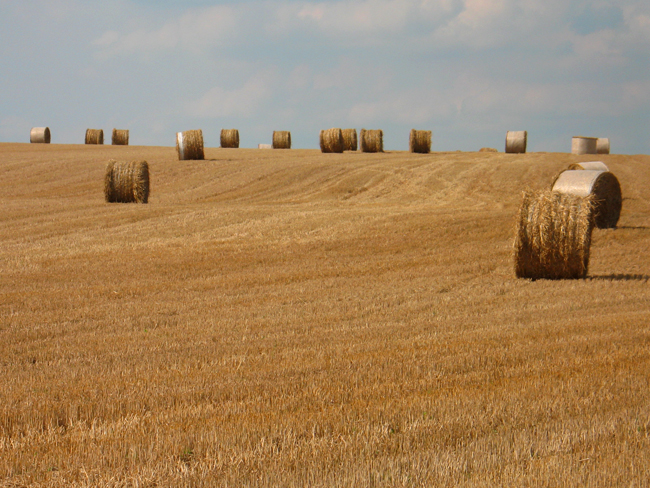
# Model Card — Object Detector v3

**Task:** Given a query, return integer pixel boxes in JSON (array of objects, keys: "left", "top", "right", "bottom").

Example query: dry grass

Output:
[
  {"left": 220, "top": 129, "right": 240, "bottom": 149},
  {"left": 319, "top": 128, "right": 344, "bottom": 153},
  {"left": 104, "top": 159, "right": 150, "bottom": 204},
  {"left": 1, "top": 144, "right": 649, "bottom": 486},
  {"left": 85, "top": 129, "right": 104, "bottom": 145},
  {"left": 111, "top": 129, "right": 129, "bottom": 146}
]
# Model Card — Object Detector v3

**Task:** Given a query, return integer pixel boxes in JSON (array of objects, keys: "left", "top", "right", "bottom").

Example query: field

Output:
[{"left": 1, "top": 142, "right": 649, "bottom": 486}]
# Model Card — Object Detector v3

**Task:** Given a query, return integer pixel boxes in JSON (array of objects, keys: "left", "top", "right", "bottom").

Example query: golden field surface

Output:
[{"left": 1, "top": 142, "right": 649, "bottom": 486}]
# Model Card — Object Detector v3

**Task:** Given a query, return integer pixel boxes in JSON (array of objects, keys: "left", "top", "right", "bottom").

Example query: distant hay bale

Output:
[
  {"left": 505, "top": 131, "right": 527, "bottom": 153},
  {"left": 359, "top": 129, "right": 383, "bottom": 153},
  {"left": 320, "top": 128, "right": 344, "bottom": 153},
  {"left": 341, "top": 129, "right": 358, "bottom": 151},
  {"left": 568, "top": 161, "right": 609, "bottom": 171},
  {"left": 30, "top": 127, "right": 50, "bottom": 144},
  {"left": 479, "top": 147, "right": 498, "bottom": 153},
  {"left": 111, "top": 129, "right": 129, "bottom": 146},
  {"left": 85, "top": 129, "right": 104, "bottom": 145},
  {"left": 514, "top": 190, "right": 594, "bottom": 280},
  {"left": 176, "top": 130, "right": 204, "bottom": 160},
  {"left": 258, "top": 144, "right": 272, "bottom": 149},
  {"left": 104, "top": 160, "right": 149, "bottom": 204},
  {"left": 272, "top": 131, "right": 291, "bottom": 149},
  {"left": 220, "top": 129, "right": 240, "bottom": 148},
  {"left": 552, "top": 170, "right": 622, "bottom": 228},
  {"left": 571, "top": 136, "right": 597, "bottom": 155},
  {"left": 597, "top": 138, "right": 610, "bottom": 154},
  {"left": 409, "top": 129, "right": 431, "bottom": 153}
]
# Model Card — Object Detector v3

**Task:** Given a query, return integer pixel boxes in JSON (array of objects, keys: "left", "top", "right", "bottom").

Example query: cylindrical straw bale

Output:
[
  {"left": 597, "top": 138, "right": 610, "bottom": 154},
  {"left": 505, "top": 131, "right": 527, "bottom": 153},
  {"left": 220, "top": 129, "right": 240, "bottom": 148},
  {"left": 571, "top": 136, "right": 597, "bottom": 155},
  {"left": 359, "top": 129, "right": 383, "bottom": 153},
  {"left": 514, "top": 190, "right": 594, "bottom": 280},
  {"left": 30, "top": 127, "right": 51, "bottom": 144},
  {"left": 409, "top": 129, "right": 432, "bottom": 153},
  {"left": 272, "top": 131, "right": 291, "bottom": 149},
  {"left": 85, "top": 129, "right": 104, "bottom": 145},
  {"left": 111, "top": 129, "right": 129, "bottom": 146},
  {"left": 320, "top": 128, "right": 344, "bottom": 153},
  {"left": 341, "top": 129, "right": 358, "bottom": 151},
  {"left": 176, "top": 130, "right": 204, "bottom": 160},
  {"left": 567, "top": 161, "right": 609, "bottom": 171},
  {"left": 104, "top": 160, "right": 150, "bottom": 204}
]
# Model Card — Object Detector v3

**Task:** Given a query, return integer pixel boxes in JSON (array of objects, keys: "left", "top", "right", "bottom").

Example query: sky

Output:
[{"left": 1, "top": 0, "right": 649, "bottom": 153}]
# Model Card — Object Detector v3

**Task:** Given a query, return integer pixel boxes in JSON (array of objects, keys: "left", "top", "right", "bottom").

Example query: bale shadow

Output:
[
  {"left": 589, "top": 274, "right": 650, "bottom": 282},
  {"left": 617, "top": 226, "right": 649, "bottom": 230}
]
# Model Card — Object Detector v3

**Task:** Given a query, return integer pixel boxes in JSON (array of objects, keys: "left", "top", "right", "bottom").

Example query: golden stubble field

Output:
[{"left": 0, "top": 142, "right": 649, "bottom": 487}]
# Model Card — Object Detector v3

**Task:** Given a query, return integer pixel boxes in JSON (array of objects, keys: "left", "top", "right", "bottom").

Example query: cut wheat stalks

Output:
[
  {"left": 104, "top": 160, "right": 149, "bottom": 204},
  {"left": 341, "top": 129, "right": 358, "bottom": 151},
  {"left": 571, "top": 136, "right": 597, "bottom": 155},
  {"left": 272, "top": 131, "right": 291, "bottom": 149},
  {"left": 176, "top": 130, "right": 204, "bottom": 160},
  {"left": 111, "top": 129, "right": 129, "bottom": 146},
  {"left": 568, "top": 161, "right": 609, "bottom": 172},
  {"left": 514, "top": 190, "right": 594, "bottom": 280},
  {"left": 30, "top": 127, "right": 50, "bottom": 144},
  {"left": 505, "top": 131, "right": 527, "bottom": 153},
  {"left": 597, "top": 138, "right": 610, "bottom": 154},
  {"left": 320, "top": 128, "right": 344, "bottom": 153},
  {"left": 409, "top": 129, "right": 432, "bottom": 153},
  {"left": 220, "top": 129, "right": 240, "bottom": 149},
  {"left": 359, "top": 129, "right": 383, "bottom": 153},
  {"left": 85, "top": 129, "right": 104, "bottom": 145}
]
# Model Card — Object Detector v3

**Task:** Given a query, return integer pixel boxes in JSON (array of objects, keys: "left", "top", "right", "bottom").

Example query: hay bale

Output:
[
  {"left": 514, "top": 190, "right": 594, "bottom": 279},
  {"left": 30, "top": 127, "right": 50, "bottom": 144},
  {"left": 568, "top": 161, "right": 609, "bottom": 171},
  {"left": 409, "top": 129, "right": 432, "bottom": 153},
  {"left": 571, "top": 136, "right": 597, "bottom": 155},
  {"left": 551, "top": 170, "right": 622, "bottom": 228},
  {"left": 320, "top": 128, "right": 344, "bottom": 153},
  {"left": 505, "top": 131, "right": 527, "bottom": 153},
  {"left": 597, "top": 138, "right": 610, "bottom": 154},
  {"left": 111, "top": 129, "right": 129, "bottom": 146},
  {"left": 479, "top": 147, "right": 498, "bottom": 153},
  {"left": 104, "top": 160, "right": 149, "bottom": 204},
  {"left": 272, "top": 131, "right": 291, "bottom": 149},
  {"left": 85, "top": 129, "right": 104, "bottom": 145},
  {"left": 341, "top": 129, "right": 358, "bottom": 151},
  {"left": 359, "top": 129, "right": 383, "bottom": 153},
  {"left": 220, "top": 129, "right": 240, "bottom": 148},
  {"left": 258, "top": 144, "right": 272, "bottom": 149},
  {"left": 176, "top": 130, "right": 204, "bottom": 160}
]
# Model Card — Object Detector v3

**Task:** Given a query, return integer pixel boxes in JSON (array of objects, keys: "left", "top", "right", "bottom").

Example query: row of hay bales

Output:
[
  {"left": 29, "top": 127, "right": 130, "bottom": 145},
  {"left": 504, "top": 132, "right": 611, "bottom": 154}
]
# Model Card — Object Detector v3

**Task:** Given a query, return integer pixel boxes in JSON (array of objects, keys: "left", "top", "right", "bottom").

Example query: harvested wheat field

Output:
[{"left": 1, "top": 143, "right": 649, "bottom": 487}]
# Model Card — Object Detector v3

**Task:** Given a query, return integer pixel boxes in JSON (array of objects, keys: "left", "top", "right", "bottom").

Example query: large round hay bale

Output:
[
  {"left": 409, "top": 129, "right": 431, "bottom": 153},
  {"left": 220, "top": 129, "right": 240, "bottom": 148},
  {"left": 359, "top": 129, "right": 383, "bottom": 153},
  {"left": 85, "top": 129, "right": 104, "bottom": 145},
  {"left": 104, "top": 160, "right": 150, "bottom": 204},
  {"left": 176, "top": 130, "right": 204, "bottom": 160},
  {"left": 319, "top": 128, "right": 344, "bottom": 153},
  {"left": 272, "top": 131, "right": 291, "bottom": 149},
  {"left": 341, "top": 129, "right": 358, "bottom": 151},
  {"left": 111, "top": 129, "right": 129, "bottom": 146},
  {"left": 505, "top": 131, "right": 527, "bottom": 153},
  {"left": 551, "top": 170, "right": 621, "bottom": 228},
  {"left": 30, "top": 127, "right": 51, "bottom": 144},
  {"left": 571, "top": 136, "right": 597, "bottom": 155},
  {"left": 568, "top": 161, "right": 609, "bottom": 171},
  {"left": 597, "top": 138, "right": 610, "bottom": 154},
  {"left": 514, "top": 190, "right": 594, "bottom": 280}
]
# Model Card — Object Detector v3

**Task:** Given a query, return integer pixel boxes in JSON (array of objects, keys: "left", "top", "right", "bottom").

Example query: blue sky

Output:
[{"left": 1, "top": 0, "right": 649, "bottom": 153}]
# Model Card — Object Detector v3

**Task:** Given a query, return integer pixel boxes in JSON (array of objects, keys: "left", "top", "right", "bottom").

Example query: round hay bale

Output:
[
  {"left": 272, "top": 131, "right": 291, "bottom": 149},
  {"left": 220, "top": 129, "right": 240, "bottom": 148},
  {"left": 571, "top": 136, "right": 597, "bottom": 155},
  {"left": 551, "top": 170, "right": 622, "bottom": 228},
  {"left": 30, "top": 127, "right": 51, "bottom": 144},
  {"left": 505, "top": 131, "right": 527, "bottom": 153},
  {"left": 597, "top": 138, "right": 610, "bottom": 154},
  {"left": 514, "top": 190, "right": 594, "bottom": 280},
  {"left": 359, "top": 129, "right": 383, "bottom": 153},
  {"left": 111, "top": 129, "right": 129, "bottom": 146},
  {"left": 104, "top": 160, "right": 149, "bottom": 204},
  {"left": 341, "top": 129, "right": 358, "bottom": 151},
  {"left": 568, "top": 161, "right": 609, "bottom": 172},
  {"left": 479, "top": 147, "right": 498, "bottom": 153},
  {"left": 176, "top": 130, "right": 204, "bottom": 160},
  {"left": 85, "top": 129, "right": 104, "bottom": 145},
  {"left": 409, "top": 129, "right": 432, "bottom": 153},
  {"left": 320, "top": 128, "right": 344, "bottom": 153}
]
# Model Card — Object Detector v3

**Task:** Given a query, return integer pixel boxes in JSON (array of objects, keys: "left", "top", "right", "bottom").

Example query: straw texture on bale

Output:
[
  {"left": 30, "top": 127, "right": 50, "bottom": 144},
  {"left": 568, "top": 161, "right": 609, "bottom": 172},
  {"left": 272, "top": 131, "right": 291, "bottom": 149},
  {"left": 341, "top": 129, "right": 358, "bottom": 151},
  {"left": 359, "top": 129, "right": 383, "bottom": 153},
  {"left": 514, "top": 190, "right": 594, "bottom": 280},
  {"left": 111, "top": 129, "right": 129, "bottom": 146},
  {"left": 104, "top": 160, "right": 150, "bottom": 204},
  {"left": 409, "top": 129, "right": 432, "bottom": 153},
  {"left": 176, "top": 130, "right": 204, "bottom": 160},
  {"left": 597, "top": 138, "right": 610, "bottom": 154},
  {"left": 85, "top": 129, "right": 104, "bottom": 145},
  {"left": 552, "top": 170, "right": 622, "bottom": 228},
  {"left": 220, "top": 129, "right": 240, "bottom": 148},
  {"left": 571, "top": 136, "right": 598, "bottom": 155},
  {"left": 505, "top": 131, "right": 527, "bottom": 153},
  {"left": 320, "top": 128, "right": 344, "bottom": 153}
]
